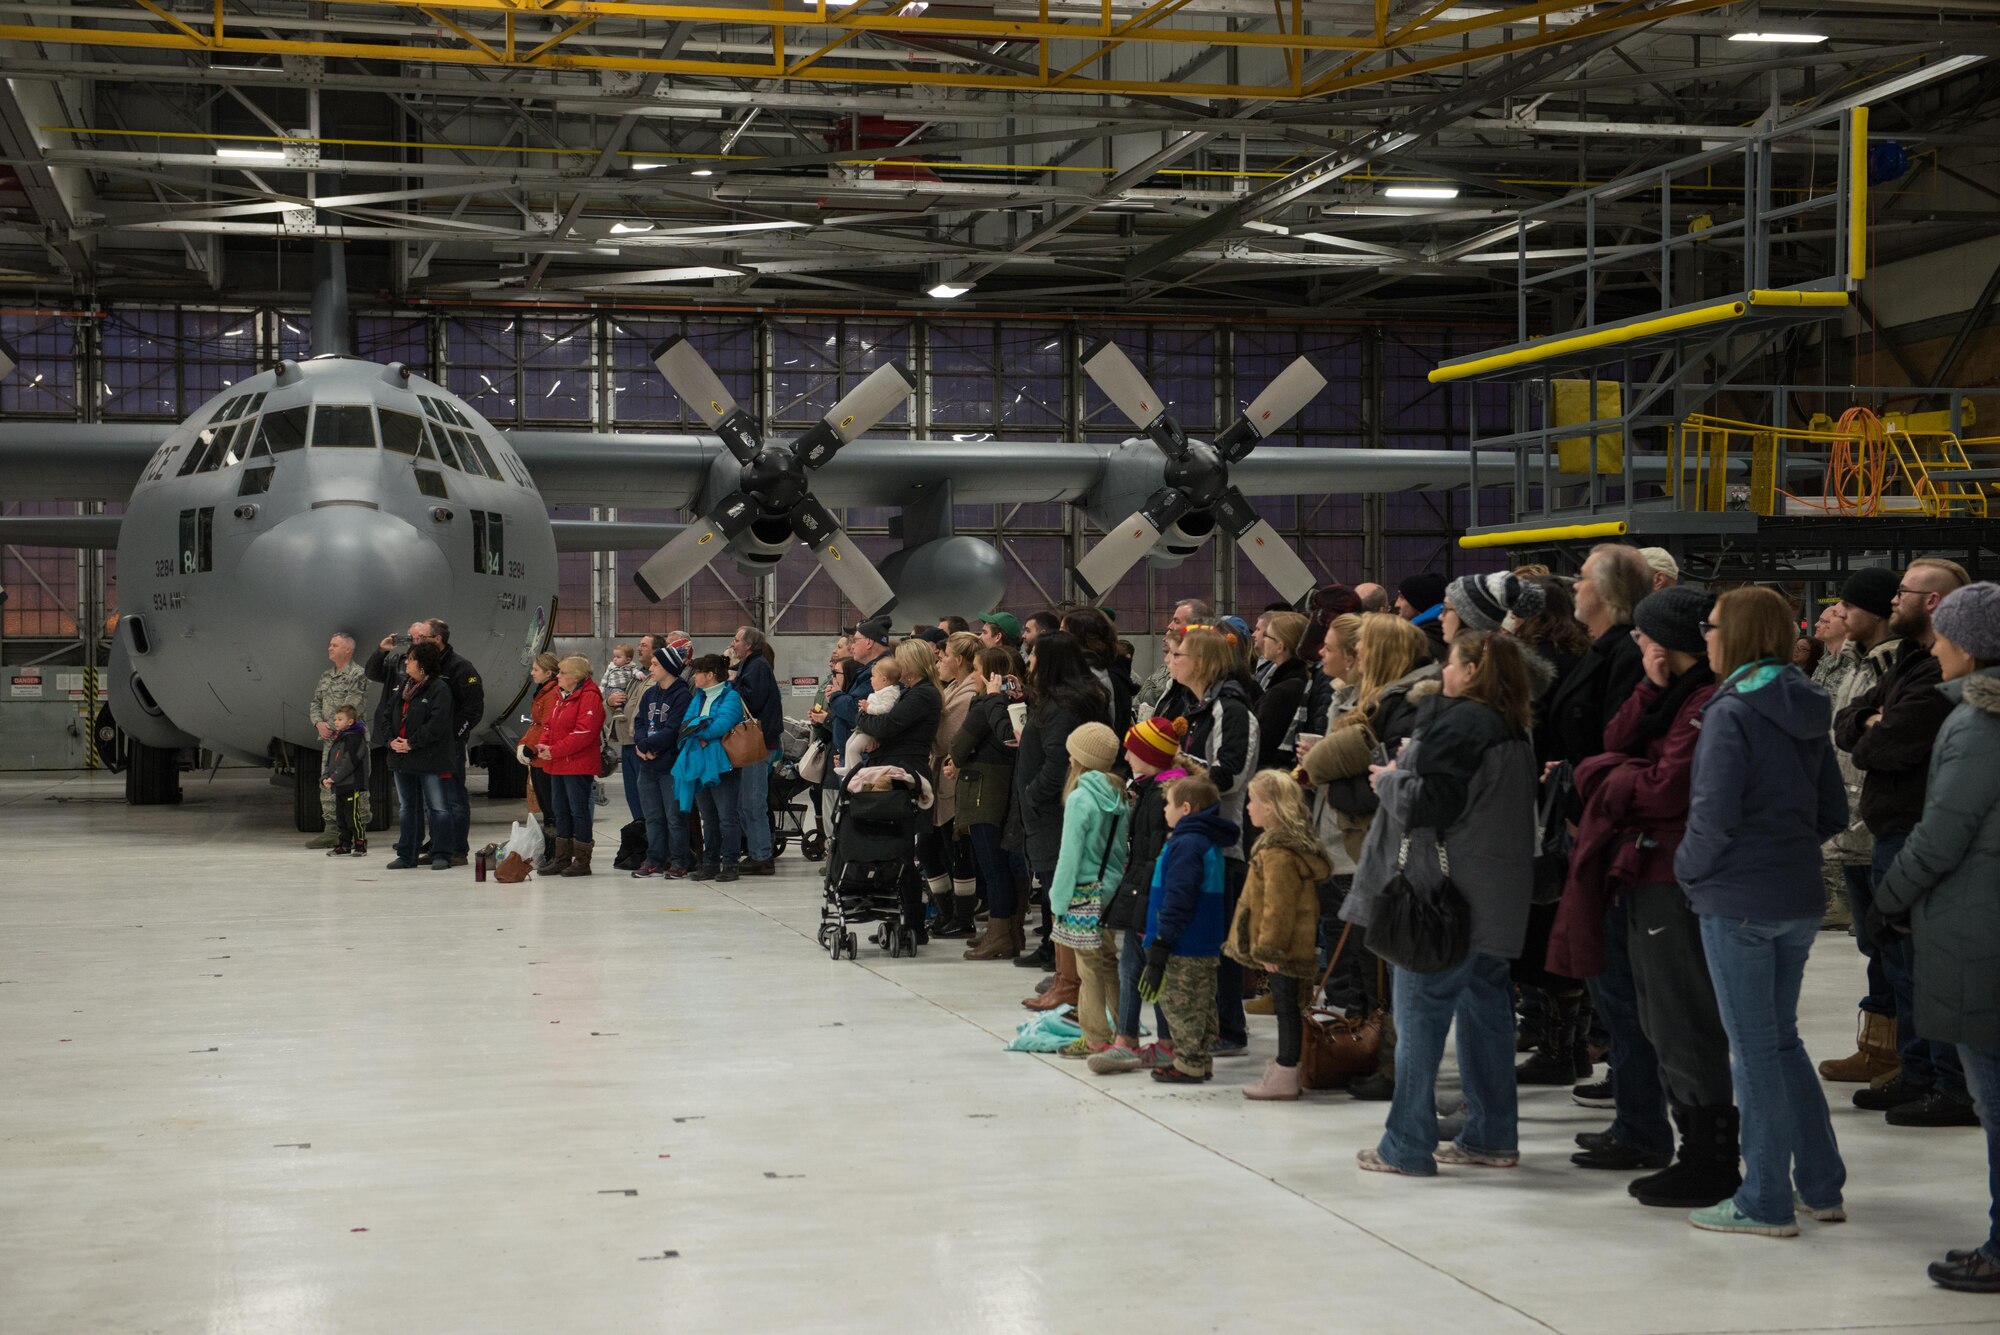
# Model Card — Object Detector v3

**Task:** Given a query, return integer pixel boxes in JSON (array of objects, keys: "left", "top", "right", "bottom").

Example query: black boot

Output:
[
  {"left": 931, "top": 894, "right": 979, "bottom": 941},
  {"left": 1516, "top": 990, "right": 1582, "bottom": 1085},
  {"left": 1015, "top": 936, "right": 1055, "bottom": 969},
  {"left": 1629, "top": 1105, "right": 1742, "bottom": 1208}
]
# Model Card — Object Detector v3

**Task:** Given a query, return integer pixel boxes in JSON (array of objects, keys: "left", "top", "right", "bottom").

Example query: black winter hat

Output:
[
  {"left": 1634, "top": 585, "right": 1712, "bottom": 656},
  {"left": 1839, "top": 567, "right": 1899, "bottom": 621},
  {"left": 1399, "top": 571, "right": 1448, "bottom": 613}
]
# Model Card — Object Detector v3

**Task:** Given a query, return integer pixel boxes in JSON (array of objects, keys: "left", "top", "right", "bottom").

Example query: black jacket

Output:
[
  {"left": 325, "top": 723, "right": 369, "bottom": 789},
  {"left": 1106, "top": 773, "right": 1175, "bottom": 930},
  {"left": 949, "top": 692, "right": 1018, "bottom": 770},
  {"left": 734, "top": 653, "right": 784, "bottom": 747},
  {"left": 1255, "top": 657, "right": 1312, "bottom": 772},
  {"left": 364, "top": 645, "right": 409, "bottom": 741},
  {"left": 435, "top": 645, "right": 485, "bottom": 745},
  {"left": 1834, "top": 639, "right": 1954, "bottom": 837},
  {"left": 1302, "top": 667, "right": 1335, "bottom": 736},
  {"left": 1015, "top": 693, "right": 1110, "bottom": 868},
  {"left": 1183, "top": 678, "right": 1256, "bottom": 857},
  {"left": 1528, "top": 642, "right": 1585, "bottom": 766},
  {"left": 1543, "top": 624, "right": 1645, "bottom": 768},
  {"left": 387, "top": 677, "right": 456, "bottom": 774},
  {"left": 854, "top": 676, "right": 942, "bottom": 781}
]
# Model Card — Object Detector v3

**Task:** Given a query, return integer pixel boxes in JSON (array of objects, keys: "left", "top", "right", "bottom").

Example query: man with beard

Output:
[{"left": 1836, "top": 557, "right": 1978, "bottom": 1128}]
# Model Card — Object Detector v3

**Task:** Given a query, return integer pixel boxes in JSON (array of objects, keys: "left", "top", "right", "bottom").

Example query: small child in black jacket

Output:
[{"left": 322, "top": 705, "right": 370, "bottom": 856}]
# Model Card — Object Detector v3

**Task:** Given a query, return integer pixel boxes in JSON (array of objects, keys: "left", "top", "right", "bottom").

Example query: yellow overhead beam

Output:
[
  {"left": 1459, "top": 521, "right": 1629, "bottom": 549},
  {"left": 1850, "top": 105, "right": 1870, "bottom": 282}
]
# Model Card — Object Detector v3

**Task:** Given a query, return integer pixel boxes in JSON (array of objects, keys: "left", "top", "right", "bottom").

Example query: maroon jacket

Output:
[{"left": 1547, "top": 667, "right": 1716, "bottom": 979}]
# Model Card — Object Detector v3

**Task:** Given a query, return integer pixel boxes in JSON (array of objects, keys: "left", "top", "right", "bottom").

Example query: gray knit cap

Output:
[
  {"left": 1933, "top": 582, "right": 2000, "bottom": 662},
  {"left": 1634, "top": 585, "right": 1712, "bottom": 657},
  {"left": 1445, "top": 570, "right": 1545, "bottom": 634}
]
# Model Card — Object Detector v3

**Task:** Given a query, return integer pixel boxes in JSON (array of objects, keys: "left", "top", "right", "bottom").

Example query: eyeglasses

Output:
[
  {"left": 1699, "top": 620, "right": 1719, "bottom": 636},
  {"left": 1894, "top": 586, "right": 1931, "bottom": 600}
]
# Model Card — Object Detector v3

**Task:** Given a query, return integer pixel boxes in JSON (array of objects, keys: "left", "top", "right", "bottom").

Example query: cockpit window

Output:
[
  {"left": 429, "top": 425, "right": 466, "bottom": 472},
  {"left": 459, "top": 431, "right": 502, "bottom": 480},
  {"left": 259, "top": 406, "right": 309, "bottom": 454},
  {"left": 312, "top": 405, "right": 377, "bottom": 448},
  {"left": 379, "top": 409, "right": 427, "bottom": 456}
]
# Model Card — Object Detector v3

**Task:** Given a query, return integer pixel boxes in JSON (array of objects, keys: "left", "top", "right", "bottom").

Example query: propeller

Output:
[
  {"left": 1072, "top": 340, "right": 1326, "bottom": 606},
  {"left": 633, "top": 337, "right": 911, "bottom": 617}
]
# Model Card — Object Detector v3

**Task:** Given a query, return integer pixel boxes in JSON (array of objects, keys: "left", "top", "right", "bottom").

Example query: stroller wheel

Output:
[
  {"left": 843, "top": 932, "right": 858, "bottom": 959},
  {"left": 773, "top": 831, "right": 789, "bottom": 857},
  {"left": 816, "top": 923, "right": 832, "bottom": 949},
  {"left": 801, "top": 830, "right": 827, "bottom": 861},
  {"left": 899, "top": 927, "right": 918, "bottom": 957}
]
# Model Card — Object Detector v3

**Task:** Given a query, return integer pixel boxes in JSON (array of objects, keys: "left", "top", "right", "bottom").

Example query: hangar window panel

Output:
[
  {"left": 312, "top": 405, "right": 378, "bottom": 448},
  {"left": 1149, "top": 549, "right": 1216, "bottom": 621},
  {"left": 1301, "top": 493, "right": 1366, "bottom": 529},
  {"left": 1302, "top": 534, "right": 1366, "bottom": 587},
  {"left": 521, "top": 317, "right": 594, "bottom": 424},
  {"left": 611, "top": 508, "right": 688, "bottom": 635},
  {"left": 1233, "top": 559, "right": 1280, "bottom": 618},
  {"left": 1386, "top": 533, "right": 1450, "bottom": 579},
  {"left": 100, "top": 311, "right": 181, "bottom": 418},
  {"left": 770, "top": 318, "right": 913, "bottom": 431},
  {"left": 276, "top": 314, "right": 311, "bottom": 363},
  {"left": 607, "top": 317, "right": 756, "bottom": 427},
  {"left": 769, "top": 547, "right": 840, "bottom": 635},
  {"left": 379, "top": 410, "right": 426, "bottom": 456},
  {"left": 258, "top": 406, "right": 310, "bottom": 454},
  {"left": 1090, "top": 556, "right": 1149, "bottom": 636},
  {"left": 357, "top": 315, "right": 432, "bottom": 377},
  {"left": 689, "top": 558, "right": 757, "bottom": 635},
  {"left": 550, "top": 506, "right": 594, "bottom": 635},
  {"left": 179, "top": 312, "right": 260, "bottom": 406},
  {"left": 0, "top": 502, "right": 80, "bottom": 637},
  {"left": 0, "top": 313, "right": 78, "bottom": 417},
  {"left": 1077, "top": 324, "right": 1215, "bottom": 436},
  {"left": 997, "top": 325, "right": 1067, "bottom": 431},
  {"left": 445, "top": 317, "right": 523, "bottom": 425}
]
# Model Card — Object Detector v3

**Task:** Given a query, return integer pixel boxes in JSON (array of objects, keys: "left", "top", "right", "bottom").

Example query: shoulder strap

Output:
[{"left": 1093, "top": 804, "right": 1125, "bottom": 881}]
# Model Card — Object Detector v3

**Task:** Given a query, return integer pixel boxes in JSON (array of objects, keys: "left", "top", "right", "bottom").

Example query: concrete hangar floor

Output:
[{"left": 0, "top": 767, "right": 1992, "bottom": 1335}]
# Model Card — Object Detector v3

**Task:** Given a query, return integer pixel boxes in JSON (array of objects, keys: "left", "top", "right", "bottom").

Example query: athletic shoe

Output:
[
  {"left": 1885, "top": 1091, "right": 1982, "bottom": 1127},
  {"left": 1794, "top": 1193, "right": 1847, "bottom": 1223},
  {"left": 1437, "top": 1143, "right": 1520, "bottom": 1168},
  {"left": 352, "top": 840, "right": 368, "bottom": 856},
  {"left": 1087, "top": 1043, "right": 1143, "bottom": 1074},
  {"left": 1356, "top": 1148, "right": 1422, "bottom": 1176},
  {"left": 1213, "top": 1038, "right": 1250, "bottom": 1059},
  {"left": 1058, "top": 1038, "right": 1110, "bottom": 1060},
  {"left": 716, "top": 867, "right": 740, "bottom": 883},
  {"left": 1688, "top": 1201, "right": 1799, "bottom": 1238},
  {"left": 1928, "top": 1249, "right": 2000, "bottom": 1293},
  {"left": 1150, "top": 1065, "right": 1210, "bottom": 1083},
  {"left": 631, "top": 865, "right": 660, "bottom": 879},
  {"left": 662, "top": 865, "right": 690, "bottom": 879},
  {"left": 1572, "top": 1078, "right": 1615, "bottom": 1108},
  {"left": 327, "top": 846, "right": 352, "bottom": 857}
]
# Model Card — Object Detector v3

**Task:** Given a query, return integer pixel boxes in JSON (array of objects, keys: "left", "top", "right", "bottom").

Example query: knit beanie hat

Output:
[
  {"left": 1446, "top": 571, "right": 1544, "bottom": 634},
  {"left": 1633, "top": 585, "right": 1712, "bottom": 656},
  {"left": 653, "top": 644, "right": 688, "bottom": 677},
  {"left": 1400, "top": 571, "right": 1448, "bottom": 613},
  {"left": 1932, "top": 582, "right": 2000, "bottom": 662},
  {"left": 1066, "top": 721, "right": 1122, "bottom": 772},
  {"left": 1217, "top": 615, "right": 1251, "bottom": 647},
  {"left": 855, "top": 618, "right": 892, "bottom": 647},
  {"left": 1123, "top": 715, "right": 1188, "bottom": 770},
  {"left": 1839, "top": 567, "right": 1899, "bottom": 621}
]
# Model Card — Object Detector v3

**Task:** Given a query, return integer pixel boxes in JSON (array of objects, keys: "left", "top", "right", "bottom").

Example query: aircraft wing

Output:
[
  {"left": 505, "top": 431, "right": 716, "bottom": 508},
  {"left": 0, "top": 424, "right": 173, "bottom": 502},
  {"left": 0, "top": 514, "right": 125, "bottom": 549},
  {"left": 550, "top": 519, "right": 687, "bottom": 552}
]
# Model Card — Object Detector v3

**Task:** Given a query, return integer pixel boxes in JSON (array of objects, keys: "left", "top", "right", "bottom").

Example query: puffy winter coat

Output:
[
  {"left": 541, "top": 679, "right": 607, "bottom": 777},
  {"left": 1876, "top": 669, "right": 2000, "bottom": 1049},
  {"left": 855, "top": 676, "right": 942, "bottom": 781},
  {"left": 1225, "top": 828, "right": 1332, "bottom": 978},
  {"left": 632, "top": 676, "right": 692, "bottom": 776},
  {"left": 1105, "top": 767, "right": 1187, "bottom": 932},
  {"left": 672, "top": 683, "right": 746, "bottom": 808},
  {"left": 1049, "top": 769, "right": 1130, "bottom": 917},
  {"left": 521, "top": 677, "right": 557, "bottom": 769},
  {"left": 1677, "top": 663, "right": 1848, "bottom": 920},
  {"left": 1834, "top": 638, "right": 1954, "bottom": 838},
  {"left": 1145, "top": 806, "right": 1240, "bottom": 957},
  {"left": 387, "top": 676, "right": 455, "bottom": 774},
  {"left": 324, "top": 722, "right": 370, "bottom": 789},
  {"left": 1182, "top": 677, "right": 1257, "bottom": 859}
]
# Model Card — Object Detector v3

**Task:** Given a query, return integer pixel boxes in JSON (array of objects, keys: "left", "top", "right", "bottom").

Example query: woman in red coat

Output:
[
  {"left": 517, "top": 652, "right": 561, "bottom": 837},
  {"left": 535, "top": 655, "right": 606, "bottom": 877}
]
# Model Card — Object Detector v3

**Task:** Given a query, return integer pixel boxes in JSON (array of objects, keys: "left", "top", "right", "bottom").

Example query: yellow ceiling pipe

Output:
[{"left": 1459, "top": 520, "right": 1629, "bottom": 549}]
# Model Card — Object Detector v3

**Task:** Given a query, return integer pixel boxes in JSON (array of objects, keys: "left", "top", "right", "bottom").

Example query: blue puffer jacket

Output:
[
  {"left": 1676, "top": 661, "right": 1849, "bottom": 921},
  {"left": 1144, "top": 806, "right": 1240, "bottom": 957},
  {"left": 671, "top": 683, "right": 746, "bottom": 809},
  {"left": 633, "top": 677, "right": 692, "bottom": 776}
]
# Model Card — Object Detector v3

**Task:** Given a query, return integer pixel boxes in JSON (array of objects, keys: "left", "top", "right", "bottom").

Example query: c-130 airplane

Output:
[{"left": 0, "top": 246, "right": 1514, "bottom": 829}]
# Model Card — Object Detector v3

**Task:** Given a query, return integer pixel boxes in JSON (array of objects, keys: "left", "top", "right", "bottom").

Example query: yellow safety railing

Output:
[
  {"left": 1664, "top": 409, "right": 1992, "bottom": 518},
  {"left": 1886, "top": 428, "right": 1992, "bottom": 519}
]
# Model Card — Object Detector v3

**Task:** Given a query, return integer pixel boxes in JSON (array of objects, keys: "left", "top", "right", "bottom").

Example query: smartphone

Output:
[
  {"left": 392, "top": 633, "right": 411, "bottom": 649},
  {"left": 1369, "top": 742, "right": 1390, "bottom": 767}
]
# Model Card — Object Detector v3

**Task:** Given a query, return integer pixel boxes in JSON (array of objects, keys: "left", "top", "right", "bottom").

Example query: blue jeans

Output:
[
  {"left": 1701, "top": 914, "right": 1846, "bottom": 1222},
  {"left": 620, "top": 746, "right": 645, "bottom": 824},
  {"left": 1118, "top": 930, "right": 1147, "bottom": 1040},
  {"left": 967, "top": 823, "right": 1020, "bottom": 917},
  {"left": 1872, "top": 833, "right": 1967, "bottom": 1097},
  {"left": 736, "top": 756, "right": 772, "bottom": 861},
  {"left": 550, "top": 773, "right": 594, "bottom": 843},
  {"left": 1377, "top": 951, "right": 1519, "bottom": 1175},
  {"left": 696, "top": 769, "right": 743, "bottom": 869},
  {"left": 394, "top": 771, "right": 453, "bottom": 865},
  {"left": 633, "top": 767, "right": 690, "bottom": 871},
  {"left": 1956, "top": 1043, "right": 2000, "bottom": 1260},
  {"left": 1591, "top": 898, "right": 1673, "bottom": 1155},
  {"left": 1840, "top": 861, "right": 1893, "bottom": 1015},
  {"left": 443, "top": 744, "right": 471, "bottom": 857}
]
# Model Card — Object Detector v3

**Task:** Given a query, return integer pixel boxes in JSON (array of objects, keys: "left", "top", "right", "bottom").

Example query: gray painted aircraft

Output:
[{"left": 0, "top": 252, "right": 1605, "bottom": 825}]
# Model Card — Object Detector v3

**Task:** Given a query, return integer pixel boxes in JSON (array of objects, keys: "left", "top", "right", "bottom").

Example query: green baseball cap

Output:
[{"left": 979, "top": 611, "right": 1022, "bottom": 639}]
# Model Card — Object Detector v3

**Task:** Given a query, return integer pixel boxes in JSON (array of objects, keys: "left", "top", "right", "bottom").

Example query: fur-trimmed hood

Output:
[{"left": 1952, "top": 669, "right": 2000, "bottom": 718}]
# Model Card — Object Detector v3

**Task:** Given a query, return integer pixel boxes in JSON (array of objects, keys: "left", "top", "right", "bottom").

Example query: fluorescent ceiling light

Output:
[
  {"left": 630, "top": 161, "right": 666, "bottom": 171},
  {"left": 1728, "top": 31, "right": 1826, "bottom": 42},
  {"left": 691, "top": 169, "right": 715, "bottom": 177},
  {"left": 217, "top": 147, "right": 287, "bottom": 163},
  {"left": 609, "top": 221, "right": 656, "bottom": 234},
  {"left": 1382, "top": 185, "right": 1459, "bottom": 200},
  {"left": 926, "top": 281, "right": 971, "bottom": 299},
  {"left": 657, "top": 220, "right": 811, "bottom": 236}
]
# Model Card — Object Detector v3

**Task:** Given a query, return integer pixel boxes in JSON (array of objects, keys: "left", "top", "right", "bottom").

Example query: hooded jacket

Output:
[
  {"left": 632, "top": 675, "right": 692, "bottom": 776},
  {"left": 1145, "top": 805, "right": 1239, "bottom": 957},
  {"left": 1821, "top": 634, "right": 1900, "bottom": 863},
  {"left": 672, "top": 682, "right": 746, "bottom": 808},
  {"left": 1049, "top": 769, "right": 1131, "bottom": 917},
  {"left": 541, "top": 678, "right": 607, "bottom": 777},
  {"left": 1016, "top": 692, "right": 1110, "bottom": 869},
  {"left": 1183, "top": 677, "right": 1257, "bottom": 858},
  {"left": 1105, "top": 766, "right": 1188, "bottom": 932},
  {"left": 324, "top": 720, "right": 370, "bottom": 789},
  {"left": 1548, "top": 664, "right": 1715, "bottom": 979},
  {"left": 434, "top": 644, "right": 484, "bottom": 746},
  {"left": 1834, "top": 638, "right": 1953, "bottom": 838},
  {"left": 1225, "top": 827, "right": 1332, "bottom": 977},
  {"left": 1876, "top": 669, "right": 2000, "bottom": 1048},
  {"left": 1676, "top": 663, "right": 1849, "bottom": 920}
]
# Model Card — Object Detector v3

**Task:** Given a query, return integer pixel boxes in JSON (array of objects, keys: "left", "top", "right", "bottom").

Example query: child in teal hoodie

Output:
[{"left": 1049, "top": 722, "right": 1130, "bottom": 1058}]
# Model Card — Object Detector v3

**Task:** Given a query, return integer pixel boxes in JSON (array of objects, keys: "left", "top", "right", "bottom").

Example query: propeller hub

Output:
[
  {"left": 1164, "top": 441, "right": 1227, "bottom": 508},
  {"left": 743, "top": 445, "right": 807, "bottom": 511}
]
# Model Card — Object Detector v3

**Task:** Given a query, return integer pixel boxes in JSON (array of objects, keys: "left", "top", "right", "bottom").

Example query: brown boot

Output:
[
  {"left": 964, "top": 911, "right": 1022, "bottom": 960},
  {"left": 560, "top": 840, "right": 593, "bottom": 877},
  {"left": 1819, "top": 1010, "right": 1899, "bottom": 1083},
  {"left": 537, "top": 837, "right": 572, "bottom": 877},
  {"left": 1024, "top": 943, "right": 1080, "bottom": 1010}
]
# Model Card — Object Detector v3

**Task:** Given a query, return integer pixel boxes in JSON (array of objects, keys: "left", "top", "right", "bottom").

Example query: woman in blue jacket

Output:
[
  {"left": 631, "top": 644, "right": 694, "bottom": 879},
  {"left": 672, "top": 654, "right": 748, "bottom": 883},
  {"left": 1678, "top": 586, "right": 1850, "bottom": 1239}
]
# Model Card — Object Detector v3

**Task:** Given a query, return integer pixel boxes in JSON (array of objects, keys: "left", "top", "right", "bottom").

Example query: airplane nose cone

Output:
[{"left": 241, "top": 504, "right": 452, "bottom": 640}]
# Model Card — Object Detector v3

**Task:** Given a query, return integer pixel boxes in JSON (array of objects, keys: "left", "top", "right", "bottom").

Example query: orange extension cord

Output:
[{"left": 1780, "top": 406, "right": 1892, "bottom": 516}]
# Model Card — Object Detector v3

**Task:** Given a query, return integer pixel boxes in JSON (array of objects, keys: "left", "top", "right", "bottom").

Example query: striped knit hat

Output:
[
  {"left": 1446, "top": 570, "right": 1544, "bottom": 634},
  {"left": 1123, "top": 715, "right": 1188, "bottom": 770}
]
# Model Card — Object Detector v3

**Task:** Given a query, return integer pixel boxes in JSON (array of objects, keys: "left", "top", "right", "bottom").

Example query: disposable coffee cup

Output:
[{"left": 1007, "top": 702, "right": 1029, "bottom": 736}]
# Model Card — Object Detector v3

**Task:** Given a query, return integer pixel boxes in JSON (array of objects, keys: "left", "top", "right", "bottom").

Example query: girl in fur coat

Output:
[{"left": 1227, "top": 769, "right": 1333, "bottom": 1100}]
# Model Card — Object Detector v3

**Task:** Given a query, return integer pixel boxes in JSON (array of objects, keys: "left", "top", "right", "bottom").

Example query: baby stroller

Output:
[
  {"left": 770, "top": 716, "right": 827, "bottom": 862},
  {"left": 817, "top": 767, "right": 929, "bottom": 960}
]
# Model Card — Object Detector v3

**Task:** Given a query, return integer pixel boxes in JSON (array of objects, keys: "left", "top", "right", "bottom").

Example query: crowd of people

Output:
[{"left": 301, "top": 551, "right": 2000, "bottom": 1293}]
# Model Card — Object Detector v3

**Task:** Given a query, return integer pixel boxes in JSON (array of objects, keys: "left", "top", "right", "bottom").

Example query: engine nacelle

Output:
[
  {"left": 729, "top": 514, "right": 801, "bottom": 575},
  {"left": 1151, "top": 510, "right": 1215, "bottom": 566}
]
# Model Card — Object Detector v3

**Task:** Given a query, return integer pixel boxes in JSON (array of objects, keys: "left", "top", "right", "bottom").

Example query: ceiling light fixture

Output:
[
  {"left": 610, "top": 221, "right": 656, "bottom": 234},
  {"left": 1382, "top": 185, "right": 1459, "bottom": 200},
  {"left": 217, "top": 147, "right": 287, "bottom": 163},
  {"left": 691, "top": 169, "right": 715, "bottom": 177},
  {"left": 630, "top": 161, "right": 666, "bottom": 171},
  {"left": 926, "top": 281, "right": 972, "bottom": 299},
  {"left": 1728, "top": 31, "right": 1827, "bottom": 42}
]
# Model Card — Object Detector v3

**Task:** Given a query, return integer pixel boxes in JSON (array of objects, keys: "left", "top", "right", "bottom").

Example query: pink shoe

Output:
[{"left": 1242, "top": 1059, "right": 1303, "bottom": 1101}]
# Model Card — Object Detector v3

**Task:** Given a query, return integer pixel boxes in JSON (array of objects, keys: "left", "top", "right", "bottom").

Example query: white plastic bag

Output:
[{"left": 504, "top": 819, "right": 545, "bottom": 865}]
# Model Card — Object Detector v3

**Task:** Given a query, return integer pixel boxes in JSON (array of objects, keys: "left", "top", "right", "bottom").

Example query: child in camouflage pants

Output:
[{"left": 1137, "top": 775, "right": 1239, "bottom": 1082}]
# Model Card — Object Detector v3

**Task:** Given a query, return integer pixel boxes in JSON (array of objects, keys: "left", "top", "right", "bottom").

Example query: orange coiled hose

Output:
[{"left": 1824, "top": 406, "right": 1891, "bottom": 517}]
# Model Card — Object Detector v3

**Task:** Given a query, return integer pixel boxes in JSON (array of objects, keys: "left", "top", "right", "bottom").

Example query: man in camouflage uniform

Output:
[{"left": 306, "top": 632, "right": 371, "bottom": 848}]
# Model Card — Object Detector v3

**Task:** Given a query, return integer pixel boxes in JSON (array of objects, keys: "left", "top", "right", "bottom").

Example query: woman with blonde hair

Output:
[
  {"left": 1173, "top": 626, "right": 1258, "bottom": 1054},
  {"left": 1230, "top": 769, "right": 1332, "bottom": 1099},
  {"left": 851, "top": 632, "right": 945, "bottom": 943},
  {"left": 926, "top": 631, "right": 986, "bottom": 939},
  {"left": 1255, "top": 611, "right": 1313, "bottom": 771}
]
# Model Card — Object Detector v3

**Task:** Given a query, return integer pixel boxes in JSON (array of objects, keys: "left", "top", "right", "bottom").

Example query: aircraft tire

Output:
[
  {"left": 124, "top": 741, "right": 183, "bottom": 807},
  {"left": 485, "top": 755, "right": 527, "bottom": 801},
  {"left": 368, "top": 752, "right": 397, "bottom": 832},
  {"left": 294, "top": 756, "right": 327, "bottom": 833}
]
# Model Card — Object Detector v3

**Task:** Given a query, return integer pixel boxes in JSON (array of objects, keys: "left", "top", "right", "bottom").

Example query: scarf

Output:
[
  {"left": 1723, "top": 658, "right": 1785, "bottom": 695},
  {"left": 1628, "top": 661, "right": 1714, "bottom": 747}
]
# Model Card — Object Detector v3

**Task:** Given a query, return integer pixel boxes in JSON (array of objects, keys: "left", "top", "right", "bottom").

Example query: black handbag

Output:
[
  {"left": 1364, "top": 834, "right": 1472, "bottom": 975},
  {"left": 1532, "top": 761, "right": 1575, "bottom": 906}
]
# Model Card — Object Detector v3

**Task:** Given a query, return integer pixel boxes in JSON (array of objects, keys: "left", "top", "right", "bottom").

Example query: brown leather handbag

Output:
[
  {"left": 1298, "top": 922, "right": 1385, "bottom": 1092},
  {"left": 722, "top": 717, "right": 769, "bottom": 769}
]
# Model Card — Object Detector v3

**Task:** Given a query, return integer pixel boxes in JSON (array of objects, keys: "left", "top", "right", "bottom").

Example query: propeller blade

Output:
[
  {"left": 653, "top": 336, "right": 761, "bottom": 463},
  {"left": 1070, "top": 486, "right": 1190, "bottom": 601},
  {"left": 0, "top": 336, "right": 17, "bottom": 380},
  {"left": 790, "top": 497, "right": 897, "bottom": 618},
  {"left": 1215, "top": 356, "right": 1328, "bottom": 462},
  {"left": 1213, "top": 488, "right": 1316, "bottom": 606},
  {"left": 1081, "top": 339, "right": 1187, "bottom": 457},
  {"left": 632, "top": 492, "right": 757, "bottom": 603},
  {"left": 795, "top": 360, "right": 917, "bottom": 469}
]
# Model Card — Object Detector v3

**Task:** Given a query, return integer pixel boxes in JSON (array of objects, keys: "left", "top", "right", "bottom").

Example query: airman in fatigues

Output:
[{"left": 307, "top": 633, "right": 371, "bottom": 847}]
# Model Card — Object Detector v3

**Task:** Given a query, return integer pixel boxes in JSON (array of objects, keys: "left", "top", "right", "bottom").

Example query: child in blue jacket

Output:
[{"left": 1139, "top": 775, "right": 1240, "bottom": 1082}]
